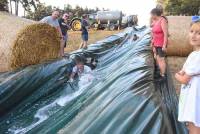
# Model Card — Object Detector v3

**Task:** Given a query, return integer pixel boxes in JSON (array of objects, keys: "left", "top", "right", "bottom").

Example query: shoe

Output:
[{"left": 154, "top": 75, "right": 166, "bottom": 83}]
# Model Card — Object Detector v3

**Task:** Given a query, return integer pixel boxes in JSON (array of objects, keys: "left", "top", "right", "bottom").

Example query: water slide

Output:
[{"left": 0, "top": 27, "right": 188, "bottom": 134}]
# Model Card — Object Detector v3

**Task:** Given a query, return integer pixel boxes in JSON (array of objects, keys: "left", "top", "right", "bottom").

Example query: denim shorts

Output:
[{"left": 82, "top": 34, "right": 88, "bottom": 41}]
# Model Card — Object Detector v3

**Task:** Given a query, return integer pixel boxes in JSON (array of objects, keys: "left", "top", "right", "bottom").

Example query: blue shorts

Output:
[{"left": 82, "top": 34, "right": 88, "bottom": 41}]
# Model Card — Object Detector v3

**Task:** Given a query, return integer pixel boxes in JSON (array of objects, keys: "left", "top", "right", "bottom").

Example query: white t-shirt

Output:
[
  {"left": 178, "top": 51, "right": 200, "bottom": 127},
  {"left": 72, "top": 65, "right": 92, "bottom": 76},
  {"left": 40, "top": 16, "right": 59, "bottom": 28}
]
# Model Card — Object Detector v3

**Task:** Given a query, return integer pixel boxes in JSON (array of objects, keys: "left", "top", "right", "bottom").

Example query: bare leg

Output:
[
  {"left": 79, "top": 42, "right": 84, "bottom": 49},
  {"left": 83, "top": 41, "right": 88, "bottom": 49},
  {"left": 156, "top": 56, "right": 166, "bottom": 76},
  {"left": 152, "top": 47, "right": 157, "bottom": 59},
  {"left": 60, "top": 39, "right": 65, "bottom": 57}
]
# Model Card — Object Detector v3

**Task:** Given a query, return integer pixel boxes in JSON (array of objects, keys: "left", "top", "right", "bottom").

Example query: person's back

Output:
[
  {"left": 81, "top": 19, "right": 89, "bottom": 35},
  {"left": 152, "top": 17, "right": 165, "bottom": 47}
]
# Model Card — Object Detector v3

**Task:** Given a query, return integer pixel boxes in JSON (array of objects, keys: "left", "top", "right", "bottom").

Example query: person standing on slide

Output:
[{"left": 150, "top": 8, "right": 168, "bottom": 79}]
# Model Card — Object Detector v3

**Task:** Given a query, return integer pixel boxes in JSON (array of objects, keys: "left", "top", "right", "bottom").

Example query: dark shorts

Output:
[
  {"left": 155, "top": 47, "right": 166, "bottom": 57},
  {"left": 82, "top": 34, "right": 88, "bottom": 41}
]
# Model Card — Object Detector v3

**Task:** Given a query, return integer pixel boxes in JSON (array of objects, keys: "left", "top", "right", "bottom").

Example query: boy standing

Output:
[{"left": 79, "top": 14, "right": 89, "bottom": 49}]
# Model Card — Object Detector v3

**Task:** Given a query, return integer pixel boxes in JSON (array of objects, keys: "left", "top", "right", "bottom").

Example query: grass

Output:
[{"left": 64, "top": 30, "right": 121, "bottom": 53}]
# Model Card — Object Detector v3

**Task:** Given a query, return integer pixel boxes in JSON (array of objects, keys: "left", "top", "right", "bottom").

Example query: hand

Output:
[
  {"left": 175, "top": 73, "right": 179, "bottom": 80},
  {"left": 68, "top": 78, "right": 74, "bottom": 83},
  {"left": 162, "top": 46, "right": 167, "bottom": 52},
  {"left": 152, "top": 46, "right": 156, "bottom": 53},
  {"left": 60, "top": 35, "right": 64, "bottom": 40},
  {"left": 178, "top": 70, "right": 185, "bottom": 75},
  {"left": 150, "top": 42, "right": 153, "bottom": 48}
]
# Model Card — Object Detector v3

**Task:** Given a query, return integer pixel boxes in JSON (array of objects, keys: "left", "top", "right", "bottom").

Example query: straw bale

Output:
[
  {"left": 0, "top": 12, "right": 60, "bottom": 72},
  {"left": 166, "top": 16, "right": 193, "bottom": 57}
]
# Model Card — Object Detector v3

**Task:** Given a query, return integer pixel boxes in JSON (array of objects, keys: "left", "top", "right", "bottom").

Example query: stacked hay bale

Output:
[
  {"left": 166, "top": 16, "right": 192, "bottom": 92},
  {"left": 167, "top": 16, "right": 193, "bottom": 57},
  {"left": 0, "top": 12, "right": 60, "bottom": 72}
]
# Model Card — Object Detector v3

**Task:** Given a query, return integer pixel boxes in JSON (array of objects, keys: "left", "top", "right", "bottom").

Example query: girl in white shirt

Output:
[{"left": 175, "top": 17, "right": 200, "bottom": 134}]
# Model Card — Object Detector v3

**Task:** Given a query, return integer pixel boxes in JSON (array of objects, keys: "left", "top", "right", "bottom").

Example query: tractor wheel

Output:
[
  {"left": 91, "top": 23, "right": 98, "bottom": 31},
  {"left": 109, "top": 24, "right": 116, "bottom": 31},
  {"left": 71, "top": 19, "right": 82, "bottom": 31}
]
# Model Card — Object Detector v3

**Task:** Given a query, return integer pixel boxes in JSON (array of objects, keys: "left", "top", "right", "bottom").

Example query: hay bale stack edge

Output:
[
  {"left": 0, "top": 12, "right": 60, "bottom": 72},
  {"left": 167, "top": 16, "right": 193, "bottom": 57}
]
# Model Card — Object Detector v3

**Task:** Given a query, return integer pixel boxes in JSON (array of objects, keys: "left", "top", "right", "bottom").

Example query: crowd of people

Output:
[
  {"left": 39, "top": 7, "right": 200, "bottom": 134},
  {"left": 40, "top": 10, "right": 89, "bottom": 57},
  {"left": 150, "top": 7, "right": 200, "bottom": 134}
]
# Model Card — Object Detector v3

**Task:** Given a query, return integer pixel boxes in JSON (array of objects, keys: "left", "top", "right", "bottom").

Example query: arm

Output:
[
  {"left": 70, "top": 72, "right": 76, "bottom": 80},
  {"left": 57, "top": 26, "right": 63, "bottom": 38},
  {"left": 161, "top": 19, "right": 168, "bottom": 50},
  {"left": 175, "top": 71, "right": 191, "bottom": 84},
  {"left": 56, "top": 20, "right": 63, "bottom": 38},
  {"left": 69, "top": 66, "right": 77, "bottom": 81},
  {"left": 40, "top": 17, "right": 48, "bottom": 23}
]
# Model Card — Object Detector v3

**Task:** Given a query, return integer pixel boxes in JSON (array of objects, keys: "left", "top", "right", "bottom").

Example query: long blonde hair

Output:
[{"left": 191, "top": 21, "right": 200, "bottom": 32}]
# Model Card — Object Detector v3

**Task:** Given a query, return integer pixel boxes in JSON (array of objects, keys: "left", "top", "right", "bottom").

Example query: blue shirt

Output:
[{"left": 81, "top": 19, "right": 89, "bottom": 35}]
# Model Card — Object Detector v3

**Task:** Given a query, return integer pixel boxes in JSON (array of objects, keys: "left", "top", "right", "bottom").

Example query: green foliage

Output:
[
  {"left": 164, "top": 0, "right": 200, "bottom": 15},
  {"left": 19, "top": 0, "right": 40, "bottom": 11},
  {"left": 26, "top": 3, "right": 99, "bottom": 21},
  {"left": 26, "top": 3, "right": 53, "bottom": 21},
  {"left": 0, "top": 0, "right": 8, "bottom": 11}
]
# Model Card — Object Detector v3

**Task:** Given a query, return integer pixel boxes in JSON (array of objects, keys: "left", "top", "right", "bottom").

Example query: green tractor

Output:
[
  {"left": 68, "top": 14, "right": 97, "bottom": 31},
  {"left": 69, "top": 11, "right": 138, "bottom": 31}
]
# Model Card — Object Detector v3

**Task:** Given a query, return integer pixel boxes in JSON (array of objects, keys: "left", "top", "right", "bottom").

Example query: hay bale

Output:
[
  {"left": 0, "top": 12, "right": 60, "bottom": 72},
  {"left": 167, "top": 16, "right": 193, "bottom": 57}
]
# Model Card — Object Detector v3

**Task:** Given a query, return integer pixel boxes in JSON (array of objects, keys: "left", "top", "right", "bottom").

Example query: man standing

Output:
[
  {"left": 40, "top": 10, "right": 64, "bottom": 56},
  {"left": 58, "top": 13, "right": 70, "bottom": 56},
  {"left": 79, "top": 14, "right": 89, "bottom": 49}
]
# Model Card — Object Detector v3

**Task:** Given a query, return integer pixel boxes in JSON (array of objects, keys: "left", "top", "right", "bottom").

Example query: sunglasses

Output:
[{"left": 192, "top": 16, "right": 200, "bottom": 23}]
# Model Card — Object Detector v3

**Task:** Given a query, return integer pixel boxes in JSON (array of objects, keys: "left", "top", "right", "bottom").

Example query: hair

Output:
[
  {"left": 52, "top": 9, "right": 60, "bottom": 14},
  {"left": 190, "top": 21, "right": 200, "bottom": 32},
  {"left": 151, "top": 8, "right": 162, "bottom": 16},
  {"left": 74, "top": 56, "right": 85, "bottom": 64},
  {"left": 82, "top": 14, "right": 87, "bottom": 19},
  {"left": 156, "top": 4, "right": 164, "bottom": 14}
]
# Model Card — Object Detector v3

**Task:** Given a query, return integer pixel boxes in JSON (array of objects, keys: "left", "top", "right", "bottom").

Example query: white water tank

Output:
[{"left": 96, "top": 11, "right": 122, "bottom": 23}]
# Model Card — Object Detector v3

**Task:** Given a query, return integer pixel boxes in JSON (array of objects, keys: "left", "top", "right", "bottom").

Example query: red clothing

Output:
[{"left": 152, "top": 18, "right": 165, "bottom": 47}]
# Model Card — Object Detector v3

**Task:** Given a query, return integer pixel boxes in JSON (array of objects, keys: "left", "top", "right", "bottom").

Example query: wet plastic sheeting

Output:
[{"left": 0, "top": 27, "right": 187, "bottom": 134}]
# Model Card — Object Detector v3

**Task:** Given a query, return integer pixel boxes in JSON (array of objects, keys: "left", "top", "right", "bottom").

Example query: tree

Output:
[
  {"left": 164, "top": 0, "right": 200, "bottom": 15},
  {"left": 26, "top": 3, "right": 53, "bottom": 20},
  {"left": 7, "top": 0, "right": 40, "bottom": 16},
  {"left": 0, "top": 0, "right": 8, "bottom": 12}
]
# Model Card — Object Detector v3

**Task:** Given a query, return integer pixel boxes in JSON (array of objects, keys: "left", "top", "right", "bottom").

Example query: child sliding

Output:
[{"left": 175, "top": 16, "right": 200, "bottom": 134}]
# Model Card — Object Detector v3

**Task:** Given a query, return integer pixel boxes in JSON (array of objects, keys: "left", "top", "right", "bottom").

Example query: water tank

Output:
[{"left": 96, "top": 11, "right": 122, "bottom": 23}]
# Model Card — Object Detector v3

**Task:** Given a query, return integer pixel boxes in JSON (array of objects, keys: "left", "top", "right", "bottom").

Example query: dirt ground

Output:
[
  {"left": 64, "top": 30, "right": 120, "bottom": 53},
  {"left": 64, "top": 30, "right": 187, "bottom": 94}
]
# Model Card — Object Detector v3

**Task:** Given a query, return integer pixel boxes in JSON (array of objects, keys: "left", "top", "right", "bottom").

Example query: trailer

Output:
[{"left": 69, "top": 11, "right": 138, "bottom": 31}]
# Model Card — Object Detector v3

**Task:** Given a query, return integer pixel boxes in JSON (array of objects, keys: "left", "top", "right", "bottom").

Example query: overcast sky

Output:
[{"left": 21, "top": 0, "right": 156, "bottom": 25}]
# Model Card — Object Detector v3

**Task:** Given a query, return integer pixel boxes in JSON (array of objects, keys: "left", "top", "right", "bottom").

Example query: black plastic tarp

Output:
[{"left": 0, "top": 27, "right": 188, "bottom": 134}]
